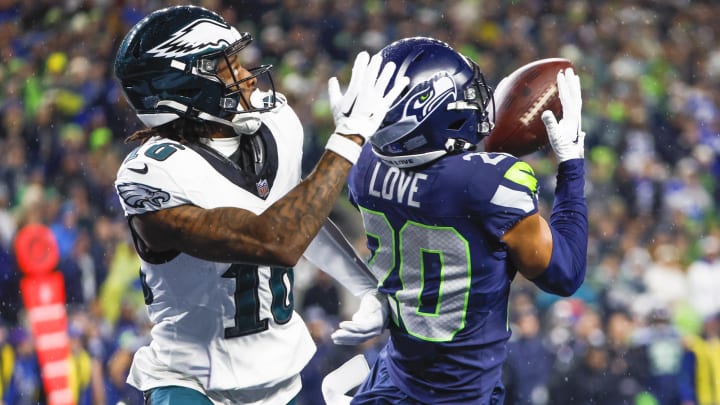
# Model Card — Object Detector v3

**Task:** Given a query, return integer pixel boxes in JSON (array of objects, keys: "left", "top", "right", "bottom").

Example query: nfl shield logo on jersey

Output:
[{"left": 256, "top": 179, "right": 270, "bottom": 198}]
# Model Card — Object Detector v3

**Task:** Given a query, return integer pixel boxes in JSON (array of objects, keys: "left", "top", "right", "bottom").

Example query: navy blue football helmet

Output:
[
  {"left": 370, "top": 37, "right": 494, "bottom": 167},
  {"left": 114, "top": 5, "right": 275, "bottom": 128}
]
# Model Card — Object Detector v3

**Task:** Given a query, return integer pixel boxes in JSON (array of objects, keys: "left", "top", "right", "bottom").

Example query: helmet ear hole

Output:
[{"left": 448, "top": 118, "right": 466, "bottom": 131}]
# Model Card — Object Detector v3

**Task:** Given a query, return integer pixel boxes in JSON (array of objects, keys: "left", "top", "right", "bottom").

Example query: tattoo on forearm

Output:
[
  {"left": 272, "top": 152, "right": 350, "bottom": 240},
  {"left": 157, "top": 151, "right": 353, "bottom": 263}
]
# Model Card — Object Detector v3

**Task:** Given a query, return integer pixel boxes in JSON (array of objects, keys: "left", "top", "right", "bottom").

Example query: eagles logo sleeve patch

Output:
[{"left": 117, "top": 183, "right": 171, "bottom": 210}]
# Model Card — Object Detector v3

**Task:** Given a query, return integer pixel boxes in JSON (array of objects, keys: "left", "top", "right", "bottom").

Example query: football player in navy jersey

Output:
[
  {"left": 337, "top": 37, "right": 588, "bottom": 404},
  {"left": 112, "top": 5, "right": 407, "bottom": 405}
]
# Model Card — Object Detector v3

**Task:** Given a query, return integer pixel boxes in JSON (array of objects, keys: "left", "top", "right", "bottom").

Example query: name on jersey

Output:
[{"left": 368, "top": 162, "right": 427, "bottom": 208}]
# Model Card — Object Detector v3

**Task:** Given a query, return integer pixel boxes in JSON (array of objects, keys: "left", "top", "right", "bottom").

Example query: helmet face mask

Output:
[
  {"left": 370, "top": 37, "right": 495, "bottom": 168},
  {"left": 115, "top": 5, "right": 276, "bottom": 129},
  {"left": 197, "top": 37, "right": 276, "bottom": 113}
]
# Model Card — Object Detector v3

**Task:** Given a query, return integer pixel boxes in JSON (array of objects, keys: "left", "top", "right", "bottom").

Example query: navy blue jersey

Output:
[{"left": 348, "top": 145, "right": 539, "bottom": 404}]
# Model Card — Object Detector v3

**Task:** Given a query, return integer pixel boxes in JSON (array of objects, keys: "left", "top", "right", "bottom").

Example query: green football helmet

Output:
[{"left": 114, "top": 5, "right": 275, "bottom": 128}]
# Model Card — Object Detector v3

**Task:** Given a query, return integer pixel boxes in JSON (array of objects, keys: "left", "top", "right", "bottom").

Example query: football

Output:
[{"left": 483, "top": 58, "right": 574, "bottom": 157}]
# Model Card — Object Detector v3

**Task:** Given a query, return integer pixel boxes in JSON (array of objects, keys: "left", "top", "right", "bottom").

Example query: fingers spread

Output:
[
  {"left": 328, "top": 77, "right": 341, "bottom": 106},
  {"left": 342, "top": 51, "right": 370, "bottom": 112}
]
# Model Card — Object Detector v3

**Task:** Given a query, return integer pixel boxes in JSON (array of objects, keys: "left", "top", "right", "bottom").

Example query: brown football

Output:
[{"left": 483, "top": 58, "right": 574, "bottom": 157}]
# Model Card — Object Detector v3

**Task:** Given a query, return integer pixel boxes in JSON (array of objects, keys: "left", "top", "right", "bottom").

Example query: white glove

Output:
[
  {"left": 331, "top": 290, "right": 388, "bottom": 345},
  {"left": 328, "top": 51, "right": 409, "bottom": 143},
  {"left": 321, "top": 355, "right": 370, "bottom": 405},
  {"left": 541, "top": 68, "right": 585, "bottom": 162}
]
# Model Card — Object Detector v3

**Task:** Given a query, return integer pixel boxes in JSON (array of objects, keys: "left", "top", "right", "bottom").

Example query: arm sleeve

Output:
[
  {"left": 531, "top": 159, "right": 588, "bottom": 296},
  {"left": 303, "top": 218, "right": 378, "bottom": 296},
  {"left": 678, "top": 349, "right": 697, "bottom": 403}
]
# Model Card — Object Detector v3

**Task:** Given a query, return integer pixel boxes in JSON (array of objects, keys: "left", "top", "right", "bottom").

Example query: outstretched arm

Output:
[
  {"left": 502, "top": 68, "right": 587, "bottom": 296},
  {"left": 131, "top": 151, "right": 355, "bottom": 267},
  {"left": 129, "top": 52, "right": 409, "bottom": 267}
]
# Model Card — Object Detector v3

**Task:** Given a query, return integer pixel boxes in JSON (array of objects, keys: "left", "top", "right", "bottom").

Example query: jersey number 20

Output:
[{"left": 360, "top": 207, "right": 471, "bottom": 342}]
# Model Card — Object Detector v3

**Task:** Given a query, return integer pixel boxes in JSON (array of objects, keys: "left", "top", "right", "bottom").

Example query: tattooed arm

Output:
[{"left": 131, "top": 147, "right": 358, "bottom": 267}]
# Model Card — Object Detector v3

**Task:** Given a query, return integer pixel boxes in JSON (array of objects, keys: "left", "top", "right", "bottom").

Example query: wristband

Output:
[{"left": 325, "top": 133, "right": 362, "bottom": 164}]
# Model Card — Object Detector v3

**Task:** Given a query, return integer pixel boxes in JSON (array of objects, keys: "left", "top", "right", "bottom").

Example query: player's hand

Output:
[
  {"left": 321, "top": 355, "right": 369, "bottom": 405},
  {"left": 331, "top": 290, "right": 388, "bottom": 345},
  {"left": 542, "top": 68, "right": 585, "bottom": 162},
  {"left": 328, "top": 51, "right": 409, "bottom": 143}
]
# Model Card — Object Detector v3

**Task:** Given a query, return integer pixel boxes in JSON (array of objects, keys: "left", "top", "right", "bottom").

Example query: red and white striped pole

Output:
[{"left": 14, "top": 224, "right": 73, "bottom": 405}]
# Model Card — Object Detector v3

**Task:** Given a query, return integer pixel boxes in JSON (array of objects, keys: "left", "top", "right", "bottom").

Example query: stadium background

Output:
[{"left": 0, "top": 0, "right": 719, "bottom": 404}]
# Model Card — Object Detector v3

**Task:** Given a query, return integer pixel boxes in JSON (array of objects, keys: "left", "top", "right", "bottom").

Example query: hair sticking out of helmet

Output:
[
  {"left": 369, "top": 37, "right": 494, "bottom": 168},
  {"left": 114, "top": 5, "right": 276, "bottom": 130}
]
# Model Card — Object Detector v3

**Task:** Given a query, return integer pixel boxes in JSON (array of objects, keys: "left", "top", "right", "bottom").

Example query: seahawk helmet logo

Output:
[
  {"left": 147, "top": 18, "right": 242, "bottom": 58},
  {"left": 403, "top": 73, "right": 456, "bottom": 123},
  {"left": 369, "top": 73, "right": 456, "bottom": 154}
]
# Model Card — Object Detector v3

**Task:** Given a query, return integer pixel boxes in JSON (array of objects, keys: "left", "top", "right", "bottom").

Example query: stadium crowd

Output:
[{"left": 0, "top": 0, "right": 719, "bottom": 404}]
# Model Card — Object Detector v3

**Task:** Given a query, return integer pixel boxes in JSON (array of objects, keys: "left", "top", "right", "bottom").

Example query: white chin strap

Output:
[
  {"left": 142, "top": 99, "right": 263, "bottom": 135},
  {"left": 232, "top": 90, "right": 266, "bottom": 134},
  {"left": 197, "top": 110, "right": 261, "bottom": 135},
  {"left": 231, "top": 111, "right": 262, "bottom": 135}
]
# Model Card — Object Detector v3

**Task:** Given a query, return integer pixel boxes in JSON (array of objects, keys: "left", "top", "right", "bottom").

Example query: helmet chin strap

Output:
[
  {"left": 231, "top": 111, "right": 262, "bottom": 135},
  {"left": 194, "top": 110, "right": 261, "bottom": 135},
  {"left": 151, "top": 97, "right": 263, "bottom": 135},
  {"left": 230, "top": 89, "right": 269, "bottom": 135}
]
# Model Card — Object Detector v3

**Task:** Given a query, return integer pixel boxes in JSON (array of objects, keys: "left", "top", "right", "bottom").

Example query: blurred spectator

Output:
[
  {"left": 50, "top": 202, "right": 79, "bottom": 263},
  {"left": 503, "top": 310, "right": 554, "bottom": 405},
  {"left": 67, "top": 309, "right": 107, "bottom": 405},
  {"left": 96, "top": 237, "right": 142, "bottom": 327},
  {"left": 4, "top": 327, "right": 43, "bottom": 405},
  {"left": 686, "top": 235, "right": 720, "bottom": 319},
  {"left": 605, "top": 309, "right": 643, "bottom": 402},
  {"left": 592, "top": 252, "right": 643, "bottom": 315},
  {"left": 0, "top": 184, "right": 15, "bottom": 249},
  {"left": 548, "top": 337, "right": 629, "bottom": 405},
  {"left": 642, "top": 243, "right": 690, "bottom": 310},
  {"left": 0, "top": 184, "right": 19, "bottom": 325},
  {"left": 679, "top": 313, "right": 720, "bottom": 405},
  {"left": 301, "top": 270, "right": 342, "bottom": 324},
  {"left": 664, "top": 157, "right": 713, "bottom": 224},
  {"left": 0, "top": 319, "right": 13, "bottom": 403},
  {"left": 297, "top": 307, "right": 355, "bottom": 405},
  {"left": 572, "top": 307, "right": 605, "bottom": 357},
  {"left": 104, "top": 330, "right": 145, "bottom": 405},
  {"left": 67, "top": 324, "right": 94, "bottom": 405},
  {"left": 628, "top": 306, "right": 685, "bottom": 405},
  {"left": 58, "top": 229, "right": 97, "bottom": 306}
]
